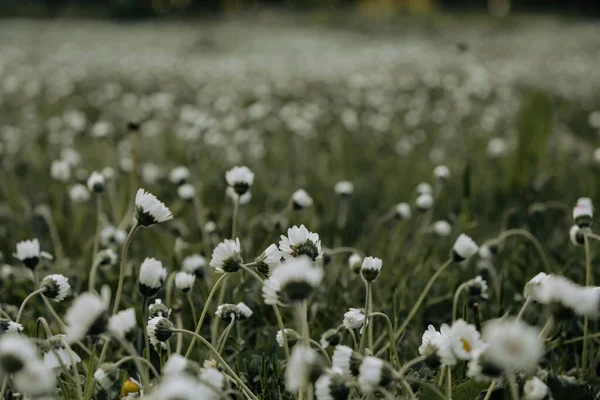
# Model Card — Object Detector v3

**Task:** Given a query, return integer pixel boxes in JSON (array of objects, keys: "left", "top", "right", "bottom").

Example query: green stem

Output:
[
  {"left": 16, "top": 288, "right": 44, "bottom": 323},
  {"left": 447, "top": 367, "right": 452, "bottom": 400},
  {"left": 112, "top": 221, "right": 140, "bottom": 315},
  {"left": 92, "top": 195, "right": 103, "bottom": 270},
  {"left": 188, "top": 293, "right": 198, "bottom": 328},
  {"left": 273, "top": 305, "right": 290, "bottom": 361},
  {"left": 452, "top": 282, "right": 470, "bottom": 322},
  {"left": 0, "top": 377, "right": 8, "bottom": 400},
  {"left": 64, "top": 342, "right": 84, "bottom": 400},
  {"left": 370, "top": 312, "right": 400, "bottom": 368},
  {"left": 211, "top": 276, "right": 229, "bottom": 346},
  {"left": 217, "top": 319, "right": 236, "bottom": 361},
  {"left": 173, "top": 329, "right": 259, "bottom": 400},
  {"left": 582, "top": 233, "right": 591, "bottom": 379},
  {"left": 489, "top": 229, "right": 551, "bottom": 273},
  {"left": 359, "top": 282, "right": 371, "bottom": 353},
  {"left": 184, "top": 273, "right": 228, "bottom": 358},
  {"left": 516, "top": 298, "right": 532, "bottom": 321},
  {"left": 232, "top": 196, "right": 240, "bottom": 239},
  {"left": 482, "top": 380, "right": 497, "bottom": 400},
  {"left": 323, "top": 246, "right": 366, "bottom": 257},
  {"left": 308, "top": 339, "right": 331, "bottom": 364},
  {"left": 507, "top": 373, "right": 520, "bottom": 400},
  {"left": 398, "top": 355, "right": 426, "bottom": 376}
]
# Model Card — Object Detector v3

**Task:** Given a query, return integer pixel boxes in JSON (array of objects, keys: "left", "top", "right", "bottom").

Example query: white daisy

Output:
[
  {"left": 358, "top": 356, "right": 393, "bottom": 395},
  {"left": 569, "top": 225, "right": 587, "bottom": 246},
  {"left": 226, "top": 186, "right": 252, "bottom": 205},
  {"left": 87, "top": 171, "right": 106, "bottom": 193},
  {"left": 395, "top": 202, "right": 412, "bottom": 219},
  {"left": 262, "top": 256, "right": 323, "bottom": 305},
  {"left": 360, "top": 256, "right": 382, "bottom": 282},
  {"left": 343, "top": 308, "right": 366, "bottom": 330},
  {"left": 147, "top": 376, "right": 218, "bottom": 400},
  {"left": 94, "top": 364, "right": 119, "bottom": 391},
  {"left": 332, "top": 345, "right": 362, "bottom": 377},
  {"left": 415, "top": 193, "right": 433, "bottom": 211},
  {"left": 175, "top": 272, "right": 195, "bottom": 294},
  {"left": 43, "top": 334, "right": 81, "bottom": 370},
  {"left": 138, "top": 258, "right": 167, "bottom": 297},
  {"left": 135, "top": 188, "right": 173, "bottom": 226},
  {"left": 482, "top": 318, "right": 543, "bottom": 372},
  {"left": 0, "top": 319, "right": 23, "bottom": 335},
  {"left": 181, "top": 254, "right": 207, "bottom": 278},
  {"left": 100, "top": 226, "right": 127, "bottom": 247},
  {"left": 416, "top": 182, "right": 433, "bottom": 195},
  {"left": 278, "top": 224, "right": 323, "bottom": 261},
  {"left": 292, "top": 189, "right": 314, "bottom": 210},
  {"left": 433, "top": 220, "right": 452, "bottom": 237},
  {"left": 108, "top": 308, "right": 137, "bottom": 339},
  {"left": 524, "top": 273, "right": 555, "bottom": 304},
  {"left": 0, "top": 335, "right": 38, "bottom": 374},
  {"left": 69, "top": 184, "right": 91, "bottom": 203},
  {"left": 163, "top": 354, "right": 189, "bottom": 376},
  {"left": 452, "top": 233, "right": 479, "bottom": 262},
  {"left": 64, "top": 292, "right": 108, "bottom": 344},
  {"left": 573, "top": 201, "right": 593, "bottom": 228},
  {"left": 441, "top": 319, "right": 484, "bottom": 365},
  {"left": 210, "top": 238, "right": 243, "bottom": 273},
  {"left": 13, "top": 360, "right": 56, "bottom": 398},
  {"left": 177, "top": 184, "right": 196, "bottom": 201},
  {"left": 276, "top": 329, "right": 299, "bottom": 347},
  {"left": 315, "top": 369, "right": 351, "bottom": 400},
  {"left": 524, "top": 377, "right": 549, "bottom": 400},
  {"left": 168, "top": 166, "right": 190, "bottom": 185},
  {"left": 50, "top": 159, "right": 71, "bottom": 182},
  {"left": 255, "top": 243, "right": 282, "bottom": 276},
  {"left": 334, "top": 181, "right": 354, "bottom": 196},
  {"left": 14, "top": 238, "right": 52, "bottom": 270},
  {"left": 225, "top": 166, "right": 254, "bottom": 195},
  {"left": 434, "top": 165, "right": 450, "bottom": 181},
  {"left": 41, "top": 274, "right": 70, "bottom": 302},
  {"left": 418, "top": 325, "right": 442, "bottom": 355},
  {"left": 348, "top": 253, "right": 363, "bottom": 274},
  {"left": 286, "top": 345, "right": 324, "bottom": 393},
  {"left": 199, "top": 366, "right": 227, "bottom": 394},
  {"left": 148, "top": 299, "right": 171, "bottom": 319},
  {"left": 147, "top": 317, "right": 174, "bottom": 347}
]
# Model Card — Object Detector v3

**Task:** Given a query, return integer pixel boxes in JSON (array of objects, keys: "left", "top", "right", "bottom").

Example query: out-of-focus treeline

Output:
[{"left": 1, "top": 0, "right": 599, "bottom": 18}]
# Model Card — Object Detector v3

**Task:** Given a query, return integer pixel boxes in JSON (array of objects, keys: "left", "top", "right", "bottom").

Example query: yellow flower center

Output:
[
  {"left": 460, "top": 338, "right": 471, "bottom": 353},
  {"left": 121, "top": 380, "right": 140, "bottom": 397}
]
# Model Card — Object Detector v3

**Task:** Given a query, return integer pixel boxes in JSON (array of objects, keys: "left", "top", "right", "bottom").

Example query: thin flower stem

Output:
[
  {"left": 232, "top": 196, "right": 240, "bottom": 239},
  {"left": 88, "top": 257, "right": 101, "bottom": 293},
  {"left": 115, "top": 338, "right": 153, "bottom": 388},
  {"left": 64, "top": 342, "right": 83, "bottom": 400},
  {"left": 88, "top": 336, "right": 111, "bottom": 398},
  {"left": 447, "top": 367, "right": 452, "bottom": 400},
  {"left": 173, "top": 329, "right": 259, "bottom": 400},
  {"left": 516, "top": 298, "right": 532, "bottom": 321},
  {"left": 112, "top": 221, "right": 140, "bottom": 316},
  {"left": 558, "top": 330, "right": 600, "bottom": 346},
  {"left": 165, "top": 271, "right": 176, "bottom": 307},
  {"left": 217, "top": 319, "right": 236, "bottom": 361},
  {"left": 36, "top": 317, "right": 53, "bottom": 338},
  {"left": 16, "top": 288, "right": 45, "bottom": 323},
  {"left": 359, "top": 281, "right": 371, "bottom": 353},
  {"left": 377, "top": 259, "right": 452, "bottom": 356},
  {"left": 399, "top": 379, "right": 417, "bottom": 400},
  {"left": 187, "top": 293, "right": 198, "bottom": 327},
  {"left": 370, "top": 312, "right": 400, "bottom": 368},
  {"left": 323, "top": 247, "right": 365, "bottom": 258},
  {"left": 185, "top": 273, "right": 228, "bottom": 359},
  {"left": 175, "top": 313, "right": 183, "bottom": 354},
  {"left": 482, "top": 380, "right": 497, "bottom": 400},
  {"left": 507, "top": 373, "right": 520, "bottom": 400},
  {"left": 0, "top": 377, "right": 9, "bottom": 400},
  {"left": 273, "top": 305, "right": 291, "bottom": 361},
  {"left": 404, "top": 376, "right": 447, "bottom": 400},
  {"left": 586, "top": 232, "right": 600, "bottom": 242},
  {"left": 581, "top": 234, "right": 592, "bottom": 379},
  {"left": 308, "top": 339, "right": 331, "bottom": 364},
  {"left": 192, "top": 196, "right": 210, "bottom": 253},
  {"left": 348, "top": 328, "right": 358, "bottom": 350},
  {"left": 490, "top": 229, "right": 551, "bottom": 273},
  {"left": 143, "top": 297, "right": 152, "bottom": 370},
  {"left": 211, "top": 277, "right": 229, "bottom": 346},
  {"left": 398, "top": 355, "right": 426, "bottom": 377},
  {"left": 35, "top": 206, "right": 64, "bottom": 262},
  {"left": 538, "top": 317, "right": 554, "bottom": 340},
  {"left": 240, "top": 264, "right": 264, "bottom": 283},
  {"left": 91, "top": 195, "right": 103, "bottom": 269},
  {"left": 452, "top": 282, "right": 470, "bottom": 322}
]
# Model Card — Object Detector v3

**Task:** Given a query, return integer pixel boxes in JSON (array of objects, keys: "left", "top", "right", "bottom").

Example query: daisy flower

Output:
[
  {"left": 226, "top": 186, "right": 252, "bottom": 205},
  {"left": 348, "top": 253, "right": 363, "bottom": 274},
  {"left": 262, "top": 256, "right": 323, "bottom": 305},
  {"left": 434, "top": 165, "right": 450, "bottom": 181},
  {"left": 210, "top": 238, "right": 243, "bottom": 273},
  {"left": 225, "top": 166, "right": 254, "bottom": 195},
  {"left": 440, "top": 319, "right": 484, "bottom": 365},
  {"left": 181, "top": 254, "right": 207, "bottom": 279},
  {"left": 292, "top": 189, "right": 314, "bottom": 210},
  {"left": 64, "top": 292, "right": 108, "bottom": 343},
  {"left": 334, "top": 181, "right": 354, "bottom": 196},
  {"left": 315, "top": 369, "right": 351, "bottom": 400},
  {"left": 286, "top": 345, "right": 325, "bottom": 393},
  {"left": 69, "top": 183, "right": 91, "bottom": 203},
  {"left": 416, "top": 182, "right": 433, "bottom": 195},
  {"left": 0, "top": 319, "right": 23, "bottom": 335},
  {"left": 255, "top": 243, "right": 281, "bottom": 276},
  {"left": 40, "top": 274, "right": 70, "bottom": 302},
  {"left": 279, "top": 225, "right": 323, "bottom": 261},
  {"left": 42, "top": 334, "right": 81, "bottom": 370},
  {"left": 215, "top": 302, "right": 253, "bottom": 322},
  {"left": 14, "top": 238, "right": 52, "bottom": 270},
  {"left": 395, "top": 202, "right": 412, "bottom": 220},
  {"left": 276, "top": 329, "right": 300, "bottom": 348},
  {"left": 452, "top": 233, "right": 479, "bottom": 262},
  {"left": 343, "top": 308, "right": 366, "bottom": 330},
  {"left": 168, "top": 166, "right": 190, "bottom": 185},
  {"left": 433, "top": 220, "right": 452, "bottom": 237},
  {"left": 108, "top": 308, "right": 137, "bottom": 339},
  {"left": 149, "top": 299, "right": 171, "bottom": 319},
  {"left": 135, "top": 188, "right": 173, "bottom": 227},
  {"left": 0, "top": 335, "right": 38, "bottom": 374},
  {"left": 175, "top": 272, "right": 195, "bottom": 294},
  {"left": 177, "top": 184, "right": 196, "bottom": 201},
  {"left": 358, "top": 356, "right": 393, "bottom": 395},
  {"left": 13, "top": 360, "right": 56, "bottom": 398},
  {"left": 360, "top": 256, "right": 382, "bottom": 282},
  {"left": 87, "top": 171, "right": 106, "bottom": 193},
  {"left": 332, "top": 345, "right": 363, "bottom": 377},
  {"left": 415, "top": 193, "right": 433, "bottom": 211},
  {"left": 524, "top": 377, "right": 549, "bottom": 400},
  {"left": 147, "top": 317, "right": 174, "bottom": 347},
  {"left": 138, "top": 258, "right": 167, "bottom": 298}
]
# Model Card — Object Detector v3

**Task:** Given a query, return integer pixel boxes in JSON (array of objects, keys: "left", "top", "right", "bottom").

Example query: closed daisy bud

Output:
[
  {"left": 135, "top": 188, "right": 173, "bottom": 227},
  {"left": 416, "top": 182, "right": 433, "bottom": 195},
  {"left": 94, "top": 363, "right": 119, "bottom": 391},
  {"left": 0, "top": 335, "right": 38, "bottom": 374},
  {"left": 42, "top": 334, "right": 81, "bottom": 370},
  {"left": 50, "top": 159, "right": 71, "bottom": 182},
  {"left": 69, "top": 183, "right": 91, "bottom": 203},
  {"left": 279, "top": 225, "right": 323, "bottom": 261},
  {"left": 225, "top": 165, "right": 254, "bottom": 195},
  {"left": 415, "top": 193, "right": 433, "bottom": 211},
  {"left": 569, "top": 225, "right": 587, "bottom": 246},
  {"left": 96, "top": 248, "right": 118, "bottom": 266},
  {"left": 332, "top": 345, "right": 363, "bottom": 377},
  {"left": 138, "top": 257, "right": 167, "bottom": 298},
  {"left": 168, "top": 166, "right": 190, "bottom": 186},
  {"left": 395, "top": 202, "right": 412, "bottom": 220},
  {"left": 0, "top": 319, "right": 23, "bottom": 335},
  {"left": 482, "top": 317, "right": 543, "bottom": 373},
  {"left": 87, "top": 171, "right": 106, "bottom": 193},
  {"left": 343, "top": 308, "right": 366, "bottom": 330},
  {"left": 175, "top": 272, "right": 195, "bottom": 294},
  {"left": 334, "top": 181, "right": 354, "bottom": 196},
  {"left": 256, "top": 245, "right": 281, "bottom": 276},
  {"left": 358, "top": 356, "right": 394, "bottom": 394},
  {"left": 320, "top": 328, "right": 341, "bottom": 349},
  {"left": 148, "top": 299, "right": 171, "bottom": 319},
  {"left": 524, "top": 377, "right": 549, "bottom": 400},
  {"left": 277, "top": 329, "right": 300, "bottom": 347},
  {"left": 177, "top": 183, "right": 196, "bottom": 201},
  {"left": 433, "top": 220, "right": 452, "bottom": 237},
  {"left": 434, "top": 165, "right": 450, "bottom": 182},
  {"left": 360, "top": 256, "right": 382, "bottom": 282},
  {"left": 315, "top": 369, "right": 351, "bottom": 400},
  {"left": 210, "top": 238, "right": 243, "bottom": 273},
  {"left": 147, "top": 317, "right": 174, "bottom": 346},
  {"left": 108, "top": 308, "right": 137, "bottom": 339},
  {"left": 13, "top": 360, "right": 56, "bottom": 398},
  {"left": 292, "top": 189, "right": 314, "bottom": 210},
  {"left": 64, "top": 292, "right": 108, "bottom": 344},
  {"left": 263, "top": 256, "right": 323, "bottom": 306},
  {"left": 573, "top": 204, "right": 593, "bottom": 229},
  {"left": 41, "top": 274, "right": 70, "bottom": 302},
  {"left": 452, "top": 233, "right": 479, "bottom": 262},
  {"left": 181, "top": 254, "right": 207, "bottom": 279},
  {"left": 348, "top": 253, "right": 363, "bottom": 275},
  {"left": 14, "top": 238, "right": 52, "bottom": 270},
  {"left": 286, "top": 345, "right": 326, "bottom": 393}
]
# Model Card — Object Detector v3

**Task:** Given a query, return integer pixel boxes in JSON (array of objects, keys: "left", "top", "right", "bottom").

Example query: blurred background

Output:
[{"left": 1, "top": 0, "right": 599, "bottom": 18}]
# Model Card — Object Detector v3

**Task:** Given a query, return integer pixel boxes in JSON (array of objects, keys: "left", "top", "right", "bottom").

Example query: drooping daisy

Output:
[
  {"left": 418, "top": 324, "right": 444, "bottom": 368},
  {"left": 332, "top": 345, "right": 363, "bottom": 377},
  {"left": 315, "top": 369, "right": 351, "bottom": 400},
  {"left": 210, "top": 238, "right": 243, "bottom": 273},
  {"left": 135, "top": 188, "right": 173, "bottom": 227},
  {"left": 168, "top": 166, "right": 190, "bottom": 186},
  {"left": 42, "top": 334, "right": 81, "bottom": 370},
  {"left": 523, "top": 377, "right": 549, "bottom": 400},
  {"left": 175, "top": 272, "right": 195, "bottom": 294},
  {"left": 148, "top": 376, "right": 217, "bottom": 400},
  {"left": 138, "top": 258, "right": 167, "bottom": 297},
  {"left": 360, "top": 256, "right": 382, "bottom": 282},
  {"left": 334, "top": 181, "right": 354, "bottom": 196},
  {"left": 285, "top": 345, "right": 325, "bottom": 393},
  {"left": 87, "top": 171, "right": 106, "bottom": 193},
  {"left": 418, "top": 325, "right": 442, "bottom": 356},
  {"left": 14, "top": 238, "right": 52, "bottom": 270},
  {"left": 343, "top": 308, "right": 366, "bottom": 330},
  {"left": 181, "top": 254, "right": 207, "bottom": 279},
  {"left": 466, "top": 275, "right": 489, "bottom": 301},
  {"left": 292, "top": 189, "right": 314, "bottom": 210},
  {"left": 163, "top": 354, "right": 195, "bottom": 376},
  {"left": 279, "top": 225, "right": 323, "bottom": 261},
  {"left": 225, "top": 166, "right": 254, "bottom": 195},
  {"left": 482, "top": 317, "right": 543, "bottom": 373},
  {"left": 97, "top": 248, "right": 118, "bottom": 266},
  {"left": 108, "top": 308, "right": 137, "bottom": 339},
  {"left": 64, "top": 292, "right": 108, "bottom": 343},
  {"left": 357, "top": 356, "right": 394, "bottom": 395},
  {"left": 348, "top": 253, "right": 363, "bottom": 274},
  {"left": 452, "top": 234, "right": 479, "bottom": 262},
  {"left": 199, "top": 366, "right": 227, "bottom": 394},
  {"left": 395, "top": 202, "right": 412, "bottom": 220},
  {"left": 433, "top": 220, "right": 452, "bottom": 237},
  {"left": 13, "top": 360, "right": 56, "bottom": 398},
  {"left": 466, "top": 344, "right": 503, "bottom": 382},
  {"left": 263, "top": 256, "right": 324, "bottom": 305},
  {"left": 40, "top": 274, "right": 70, "bottom": 302},
  {"left": 0, "top": 335, "right": 38, "bottom": 374},
  {"left": 0, "top": 319, "right": 23, "bottom": 335},
  {"left": 147, "top": 317, "right": 174, "bottom": 347}
]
